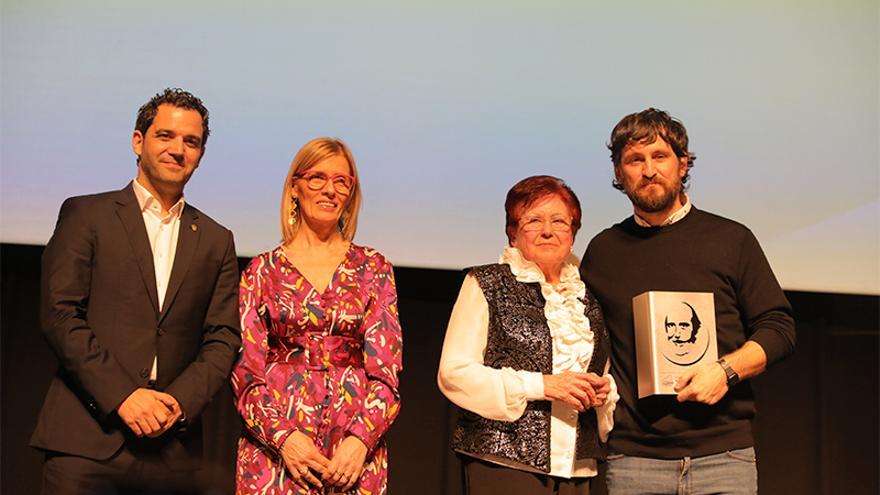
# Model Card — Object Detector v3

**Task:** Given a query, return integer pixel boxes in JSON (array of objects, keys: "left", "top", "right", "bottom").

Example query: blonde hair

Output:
[{"left": 280, "top": 137, "right": 362, "bottom": 243}]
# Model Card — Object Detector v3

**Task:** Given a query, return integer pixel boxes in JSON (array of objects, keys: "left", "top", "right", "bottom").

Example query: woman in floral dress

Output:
[{"left": 232, "top": 137, "right": 403, "bottom": 494}]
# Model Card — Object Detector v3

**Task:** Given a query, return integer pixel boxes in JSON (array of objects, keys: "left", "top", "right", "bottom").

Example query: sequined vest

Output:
[{"left": 451, "top": 263, "right": 609, "bottom": 472}]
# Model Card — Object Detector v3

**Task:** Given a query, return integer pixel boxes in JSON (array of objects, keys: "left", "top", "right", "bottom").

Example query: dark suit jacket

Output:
[{"left": 30, "top": 183, "right": 242, "bottom": 469}]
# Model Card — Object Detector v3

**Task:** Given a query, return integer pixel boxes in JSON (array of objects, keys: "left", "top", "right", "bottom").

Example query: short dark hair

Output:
[
  {"left": 134, "top": 88, "right": 210, "bottom": 145},
  {"left": 504, "top": 175, "right": 582, "bottom": 244},
  {"left": 608, "top": 108, "right": 696, "bottom": 191}
]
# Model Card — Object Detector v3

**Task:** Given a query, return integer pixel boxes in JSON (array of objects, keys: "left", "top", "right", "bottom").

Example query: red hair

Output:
[{"left": 504, "top": 175, "right": 582, "bottom": 244}]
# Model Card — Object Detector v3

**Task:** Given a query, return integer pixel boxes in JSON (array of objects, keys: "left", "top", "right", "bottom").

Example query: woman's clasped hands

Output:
[
  {"left": 280, "top": 431, "right": 367, "bottom": 491},
  {"left": 543, "top": 371, "right": 611, "bottom": 412}
]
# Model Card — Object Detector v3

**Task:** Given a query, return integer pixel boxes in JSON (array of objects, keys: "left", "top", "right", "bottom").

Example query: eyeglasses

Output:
[
  {"left": 519, "top": 217, "right": 572, "bottom": 233},
  {"left": 293, "top": 171, "right": 355, "bottom": 195}
]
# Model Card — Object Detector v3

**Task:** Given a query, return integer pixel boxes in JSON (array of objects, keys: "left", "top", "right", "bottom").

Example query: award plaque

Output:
[{"left": 632, "top": 291, "right": 717, "bottom": 398}]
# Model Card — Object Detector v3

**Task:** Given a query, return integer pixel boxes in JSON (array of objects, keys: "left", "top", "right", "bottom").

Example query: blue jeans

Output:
[{"left": 605, "top": 447, "right": 758, "bottom": 495}]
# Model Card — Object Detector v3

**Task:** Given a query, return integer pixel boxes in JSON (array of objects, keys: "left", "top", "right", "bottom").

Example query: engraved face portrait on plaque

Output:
[
  {"left": 661, "top": 301, "right": 710, "bottom": 366},
  {"left": 632, "top": 291, "right": 717, "bottom": 397}
]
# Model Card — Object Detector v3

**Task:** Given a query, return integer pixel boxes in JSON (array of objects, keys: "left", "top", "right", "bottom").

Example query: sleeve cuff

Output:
[
  {"left": 521, "top": 371, "right": 545, "bottom": 401},
  {"left": 345, "top": 421, "right": 379, "bottom": 453},
  {"left": 596, "top": 373, "right": 618, "bottom": 443},
  {"left": 748, "top": 329, "right": 791, "bottom": 366},
  {"left": 271, "top": 428, "right": 296, "bottom": 453}
]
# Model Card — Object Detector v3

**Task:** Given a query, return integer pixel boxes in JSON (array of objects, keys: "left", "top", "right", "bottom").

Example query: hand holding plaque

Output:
[{"left": 673, "top": 361, "right": 729, "bottom": 404}]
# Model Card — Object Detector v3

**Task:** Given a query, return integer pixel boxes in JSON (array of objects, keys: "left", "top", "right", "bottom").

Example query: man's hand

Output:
[
  {"left": 280, "top": 431, "right": 330, "bottom": 488},
  {"left": 324, "top": 436, "right": 368, "bottom": 491},
  {"left": 544, "top": 371, "right": 608, "bottom": 411},
  {"left": 674, "top": 362, "right": 728, "bottom": 404},
  {"left": 146, "top": 392, "right": 183, "bottom": 437},
  {"left": 117, "top": 388, "right": 183, "bottom": 437}
]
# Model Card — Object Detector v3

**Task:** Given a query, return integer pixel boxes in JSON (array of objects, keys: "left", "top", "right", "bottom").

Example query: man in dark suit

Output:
[{"left": 31, "top": 88, "right": 241, "bottom": 494}]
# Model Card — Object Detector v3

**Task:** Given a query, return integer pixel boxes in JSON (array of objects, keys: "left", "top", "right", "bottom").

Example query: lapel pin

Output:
[{"left": 191, "top": 224, "right": 198, "bottom": 232}]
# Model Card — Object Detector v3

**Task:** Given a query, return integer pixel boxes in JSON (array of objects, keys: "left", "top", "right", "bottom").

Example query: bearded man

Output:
[{"left": 580, "top": 108, "right": 796, "bottom": 495}]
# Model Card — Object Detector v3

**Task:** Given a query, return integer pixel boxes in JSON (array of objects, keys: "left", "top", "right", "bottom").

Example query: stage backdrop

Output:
[
  {"left": 1, "top": 0, "right": 878, "bottom": 295},
  {"left": 2, "top": 245, "right": 878, "bottom": 495}
]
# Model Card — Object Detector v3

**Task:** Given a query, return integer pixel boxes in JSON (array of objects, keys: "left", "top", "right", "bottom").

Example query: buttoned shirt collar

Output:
[
  {"left": 132, "top": 178, "right": 185, "bottom": 220},
  {"left": 634, "top": 194, "right": 691, "bottom": 228}
]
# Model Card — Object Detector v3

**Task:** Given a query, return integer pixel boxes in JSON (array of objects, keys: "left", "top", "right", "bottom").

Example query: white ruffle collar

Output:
[{"left": 499, "top": 246, "right": 595, "bottom": 373}]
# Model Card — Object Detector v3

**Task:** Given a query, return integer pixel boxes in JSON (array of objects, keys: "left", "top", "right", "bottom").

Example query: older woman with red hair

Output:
[{"left": 438, "top": 175, "right": 617, "bottom": 495}]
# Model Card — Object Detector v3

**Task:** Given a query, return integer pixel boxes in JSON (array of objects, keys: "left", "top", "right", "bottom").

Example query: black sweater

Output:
[{"left": 581, "top": 207, "right": 795, "bottom": 458}]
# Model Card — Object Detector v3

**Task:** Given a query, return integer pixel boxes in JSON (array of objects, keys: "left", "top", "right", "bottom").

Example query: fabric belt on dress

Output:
[{"left": 267, "top": 333, "right": 364, "bottom": 370}]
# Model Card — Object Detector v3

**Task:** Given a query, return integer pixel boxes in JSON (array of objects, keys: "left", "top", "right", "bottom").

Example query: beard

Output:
[{"left": 622, "top": 176, "right": 682, "bottom": 213}]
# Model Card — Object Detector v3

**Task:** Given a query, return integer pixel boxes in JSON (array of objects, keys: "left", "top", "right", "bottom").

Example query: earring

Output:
[
  {"left": 338, "top": 213, "right": 346, "bottom": 233},
  {"left": 288, "top": 197, "right": 298, "bottom": 226}
]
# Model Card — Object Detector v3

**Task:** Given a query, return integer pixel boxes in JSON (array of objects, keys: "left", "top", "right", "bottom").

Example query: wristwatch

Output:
[{"left": 716, "top": 358, "right": 740, "bottom": 387}]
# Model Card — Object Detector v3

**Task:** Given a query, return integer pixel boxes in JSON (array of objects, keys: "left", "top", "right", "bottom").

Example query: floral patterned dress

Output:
[{"left": 232, "top": 244, "right": 403, "bottom": 494}]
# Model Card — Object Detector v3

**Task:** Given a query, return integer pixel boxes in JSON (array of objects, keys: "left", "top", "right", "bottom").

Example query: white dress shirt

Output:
[
  {"left": 132, "top": 179, "right": 184, "bottom": 381},
  {"left": 438, "top": 247, "right": 618, "bottom": 478},
  {"left": 633, "top": 195, "right": 692, "bottom": 227}
]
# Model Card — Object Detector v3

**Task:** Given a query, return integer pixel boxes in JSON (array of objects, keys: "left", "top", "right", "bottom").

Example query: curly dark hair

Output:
[
  {"left": 134, "top": 88, "right": 210, "bottom": 145},
  {"left": 608, "top": 108, "right": 696, "bottom": 191}
]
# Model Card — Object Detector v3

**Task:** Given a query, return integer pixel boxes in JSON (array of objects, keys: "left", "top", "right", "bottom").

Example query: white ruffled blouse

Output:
[{"left": 437, "top": 247, "right": 618, "bottom": 478}]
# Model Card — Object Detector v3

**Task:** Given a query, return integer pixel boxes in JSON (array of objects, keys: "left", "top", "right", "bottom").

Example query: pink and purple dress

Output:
[{"left": 232, "top": 245, "right": 403, "bottom": 494}]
